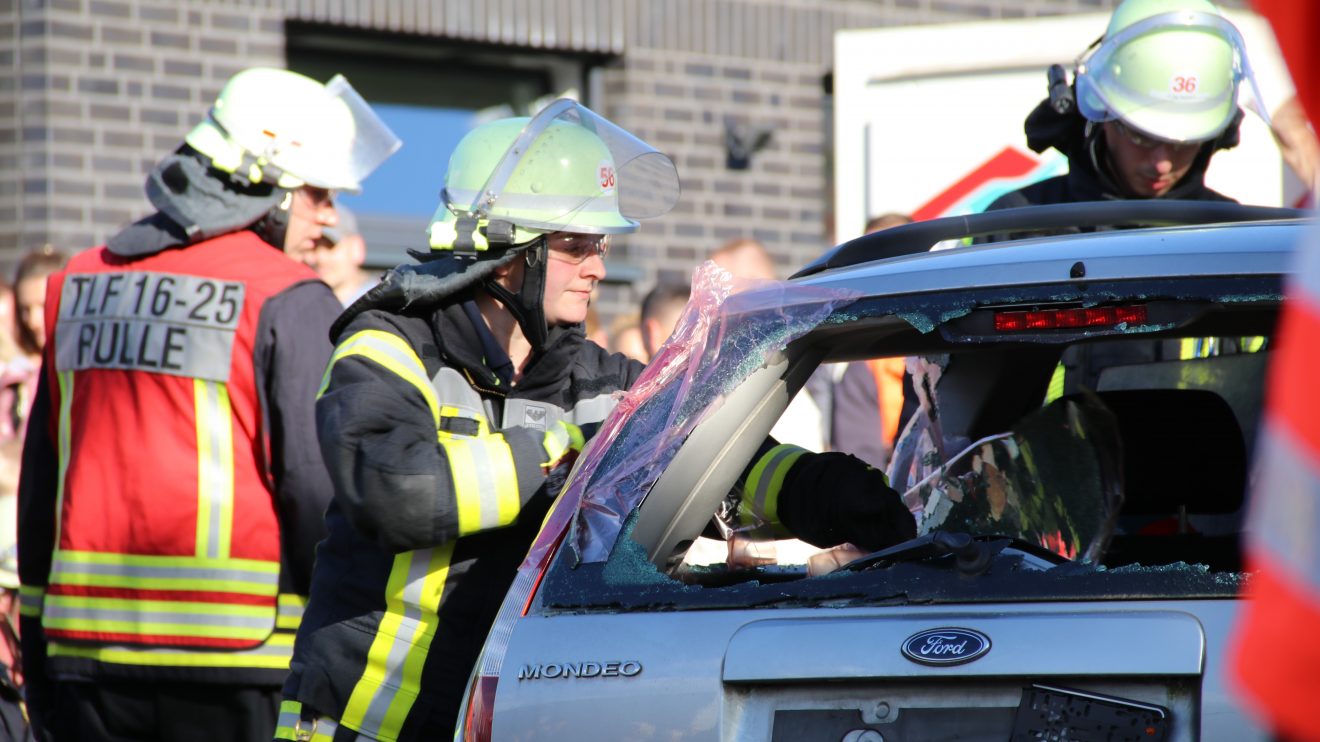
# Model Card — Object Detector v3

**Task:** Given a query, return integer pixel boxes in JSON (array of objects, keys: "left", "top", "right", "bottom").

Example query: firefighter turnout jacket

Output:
[
  {"left": 281, "top": 275, "right": 914, "bottom": 742},
  {"left": 18, "top": 223, "right": 342, "bottom": 696}
]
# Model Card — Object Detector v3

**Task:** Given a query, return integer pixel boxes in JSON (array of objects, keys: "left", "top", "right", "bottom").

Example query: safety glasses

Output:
[{"left": 547, "top": 233, "right": 610, "bottom": 264}]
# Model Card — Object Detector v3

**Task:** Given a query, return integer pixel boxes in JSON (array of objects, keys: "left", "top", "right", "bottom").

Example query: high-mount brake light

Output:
[{"left": 994, "top": 304, "right": 1147, "bottom": 332}]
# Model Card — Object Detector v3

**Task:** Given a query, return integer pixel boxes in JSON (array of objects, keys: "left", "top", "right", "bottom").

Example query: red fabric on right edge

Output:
[
  {"left": 1232, "top": 553, "right": 1320, "bottom": 742},
  {"left": 1234, "top": 2, "right": 1320, "bottom": 738}
]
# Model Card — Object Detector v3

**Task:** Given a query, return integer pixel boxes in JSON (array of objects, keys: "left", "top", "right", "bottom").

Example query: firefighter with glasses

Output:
[
  {"left": 278, "top": 101, "right": 915, "bottom": 741},
  {"left": 18, "top": 67, "right": 399, "bottom": 741}
]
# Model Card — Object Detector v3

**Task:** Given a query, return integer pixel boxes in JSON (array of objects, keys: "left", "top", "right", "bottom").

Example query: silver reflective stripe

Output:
[
  {"left": 431, "top": 367, "right": 487, "bottom": 420},
  {"left": 444, "top": 187, "right": 617, "bottom": 213},
  {"left": 1248, "top": 421, "right": 1320, "bottom": 576},
  {"left": 457, "top": 438, "right": 517, "bottom": 532},
  {"left": 54, "top": 271, "right": 244, "bottom": 382},
  {"left": 51, "top": 556, "right": 276, "bottom": 585},
  {"left": 359, "top": 549, "right": 436, "bottom": 736},
  {"left": 43, "top": 603, "right": 273, "bottom": 629},
  {"left": 567, "top": 392, "right": 620, "bottom": 426}
]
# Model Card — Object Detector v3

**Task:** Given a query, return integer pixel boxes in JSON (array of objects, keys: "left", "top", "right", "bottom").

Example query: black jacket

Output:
[{"left": 979, "top": 97, "right": 1240, "bottom": 242}]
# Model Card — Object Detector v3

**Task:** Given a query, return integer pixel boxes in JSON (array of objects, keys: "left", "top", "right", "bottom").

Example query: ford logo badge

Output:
[{"left": 901, "top": 627, "right": 991, "bottom": 666}]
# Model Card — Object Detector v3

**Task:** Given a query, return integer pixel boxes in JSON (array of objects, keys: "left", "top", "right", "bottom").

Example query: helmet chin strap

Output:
[
  {"left": 251, "top": 189, "right": 294, "bottom": 249},
  {"left": 482, "top": 235, "right": 550, "bottom": 352}
]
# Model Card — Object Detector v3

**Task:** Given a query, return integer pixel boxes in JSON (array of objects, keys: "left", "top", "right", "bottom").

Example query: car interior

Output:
[{"left": 637, "top": 318, "right": 1272, "bottom": 586}]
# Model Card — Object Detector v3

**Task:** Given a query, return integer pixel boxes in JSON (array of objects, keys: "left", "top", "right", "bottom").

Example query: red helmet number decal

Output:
[
  {"left": 599, "top": 165, "right": 616, "bottom": 190},
  {"left": 1171, "top": 74, "right": 1199, "bottom": 96}
]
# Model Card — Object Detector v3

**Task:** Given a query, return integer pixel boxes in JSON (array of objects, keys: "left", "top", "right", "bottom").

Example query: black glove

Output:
[{"left": 775, "top": 451, "right": 917, "bottom": 552}]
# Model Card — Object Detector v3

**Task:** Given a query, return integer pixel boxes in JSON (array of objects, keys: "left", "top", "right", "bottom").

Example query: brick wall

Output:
[
  {"left": 3, "top": 0, "right": 1249, "bottom": 298},
  {"left": 2, "top": 0, "right": 282, "bottom": 268}
]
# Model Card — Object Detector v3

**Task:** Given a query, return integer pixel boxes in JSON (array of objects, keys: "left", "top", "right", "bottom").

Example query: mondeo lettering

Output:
[{"left": 518, "top": 661, "right": 643, "bottom": 681}]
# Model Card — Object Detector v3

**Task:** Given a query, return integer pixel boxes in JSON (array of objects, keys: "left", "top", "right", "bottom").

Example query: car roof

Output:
[
  {"left": 793, "top": 201, "right": 1308, "bottom": 298},
  {"left": 796, "top": 219, "right": 1307, "bottom": 305}
]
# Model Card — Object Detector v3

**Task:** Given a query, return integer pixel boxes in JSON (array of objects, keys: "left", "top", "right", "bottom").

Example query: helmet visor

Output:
[
  {"left": 446, "top": 99, "right": 680, "bottom": 235},
  {"left": 298, "top": 75, "right": 402, "bottom": 193},
  {"left": 1074, "top": 11, "right": 1264, "bottom": 143}
]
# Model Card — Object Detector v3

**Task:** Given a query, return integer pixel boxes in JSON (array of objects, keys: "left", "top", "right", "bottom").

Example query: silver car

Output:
[{"left": 458, "top": 201, "right": 1308, "bottom": 742}]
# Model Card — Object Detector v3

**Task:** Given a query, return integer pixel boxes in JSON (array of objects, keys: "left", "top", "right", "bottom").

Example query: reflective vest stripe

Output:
[
  {"left": 541, "top": 422, "right": 583, "bottom": 464},
  {"left": 323, "top": 331, "right": 440, "bottom": 425},
  {"left": 50, "top": 550, "right": 279, "bottom": 595},
  {"left": 18, "top": 585, "right": 44, "bottom": 618},
  {"left": 48, "top": 628, "right": 295, "bottom": 668},
  {"left": 442, "top": 435, "right": 521, "bottom": 536},
  {"left": 340, "top": 542, "right": 455, "bottom": 740},
  {"left": 54, "top": 370, "right": 73, "bottom": 539},
  {"left": 275, "top": 700, "right": 346, "bottom": 742},
  {"left": 194, "top": 379, "right": 235, "bottom": 559},
  {"left": 43, "top": 595, "right": 275, "bottom": 640},
  {"left": 742, "top": 444, "right": 808, "bottom": 528},
  {"left": 277, "top": 593, "right": 306, "bottom": 631}
]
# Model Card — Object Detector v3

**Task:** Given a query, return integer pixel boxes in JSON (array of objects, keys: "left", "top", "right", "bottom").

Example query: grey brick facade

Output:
[{"left": 8, "top": 0, "right": 1244, "bottom": 315}]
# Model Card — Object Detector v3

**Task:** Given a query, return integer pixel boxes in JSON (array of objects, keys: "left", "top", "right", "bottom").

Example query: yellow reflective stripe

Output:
[
  {"left": 55, "top": 370, "right": 73, "bottom": 540},
  {"left": 1242, "top": 335, "right": 1266, "bottom": 353},
  {"left": 442, "top": 435, "right": 521, "bottom": 536},
  {"left": 194, "top": 379, "right": 235, "bottom": 559},
  {"left": 48, "top": 630, "right": 294, "bottom": 669},
  {"left": 1044, "top": 362, "right": 1066, "bottom": 404},
  {"left": 277, "top": 593, "right": 306, "bottom": 631},
  {"left": 321, "top": 330, "right": 440, "bottom": 425},
  {"left": 542, "top": 422, "right": 584, "bottom": 464},
  {"left": 341, "top": 543, "right": 455, "bottom": 740},
  {"left": 43, "top": 597, "right": 274, "bottom": 640},
  {"left": 50, "top": 550, "right": 279, "bottom": 596},
  {"left": 275, "top": 701, "right": 340, "bottom": 742},
  {"left": 19, "top": 587, "right": 43, "bottom": 619},
  {"left": 274, "top": 700, "right": 302, "bottom": 741},
  {"left": 742, "top": 444, "right": 808, "bottom": 527}
]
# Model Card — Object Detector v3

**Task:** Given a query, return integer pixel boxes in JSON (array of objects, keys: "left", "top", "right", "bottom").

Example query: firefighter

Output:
[
  {"left": 982, "top": 0, "right": 1259, "bottom": 230},
  {"left": 17, "top": 67, "right": 400, "bottom": 741},
  {"left": 277, "top": 101, "right": 915, "bottom": 741}
]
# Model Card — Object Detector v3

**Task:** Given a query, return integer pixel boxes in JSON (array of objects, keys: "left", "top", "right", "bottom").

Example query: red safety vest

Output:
[
  {"left": 1232, "top": 2, "right": 1320, "bottom": 739},
  {"left": 38, "top": 231, "right": 316, "bottom": 650}
]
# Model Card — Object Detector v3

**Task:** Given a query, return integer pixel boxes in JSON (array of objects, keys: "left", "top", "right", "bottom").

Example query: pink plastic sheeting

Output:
[{"left": 520, "top": 261, "right": 860, "bottom": 570}]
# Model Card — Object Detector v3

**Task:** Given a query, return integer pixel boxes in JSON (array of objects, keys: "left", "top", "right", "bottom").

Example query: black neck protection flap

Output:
[
  {"left": 483, "top": 235, "right": 550, "bottom": 352},
  {"left": 125, "top": 150, "right": 284, "bottom": 256},
  {"left": 251, "top": 191, "right": 294, "bottom": 251}
]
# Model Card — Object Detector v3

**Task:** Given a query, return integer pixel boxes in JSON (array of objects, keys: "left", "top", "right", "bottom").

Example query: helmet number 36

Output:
[{"left": 1171, "top": 74, "right": 1199, "bottom": 96}]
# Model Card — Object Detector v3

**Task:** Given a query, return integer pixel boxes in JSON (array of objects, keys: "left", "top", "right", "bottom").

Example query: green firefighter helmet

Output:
[
  {"left": 184, "top": 67, "right": 400, "bottom": 193},
  {"left": 428, "top": 99, "right": 680, "bottom": 253},
  {"left": 1074, "top": 0, "right": 1259, "bottom": 144}
]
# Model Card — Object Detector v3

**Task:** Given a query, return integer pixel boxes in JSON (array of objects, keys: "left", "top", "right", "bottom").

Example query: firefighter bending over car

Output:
[
  {"left": 277, "top": 101, "right": 915, "bottom": 741},
  {"left": 17, "top": 68, "right": 400, "bottom": 741}
]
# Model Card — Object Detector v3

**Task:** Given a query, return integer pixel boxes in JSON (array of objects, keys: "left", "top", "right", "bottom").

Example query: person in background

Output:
[
  {"left": 707, "top": 237, "right": 830, "bottom": 451},
  {"left": 17, "top": 67, "right": 398, "bottom": 742},
  {"left": 290, "top": 204, "right": 377, "bottom": 307},
  {"left": 608, "top": 311, "right": 648, "bottom": 362},
  {"left": 639, "top": 282, "right": 691, "bottom": 359},
  {"left": 12, "top": 248, "right": 69, "bottom": 369},
  {"left": 830, "top": 214, "right": 919, "bottom": 469}
]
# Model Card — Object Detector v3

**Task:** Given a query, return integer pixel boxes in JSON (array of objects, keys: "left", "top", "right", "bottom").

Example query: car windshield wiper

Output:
[{"left": 842, "top": 531, "right": 1067, "bottom": 576}]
